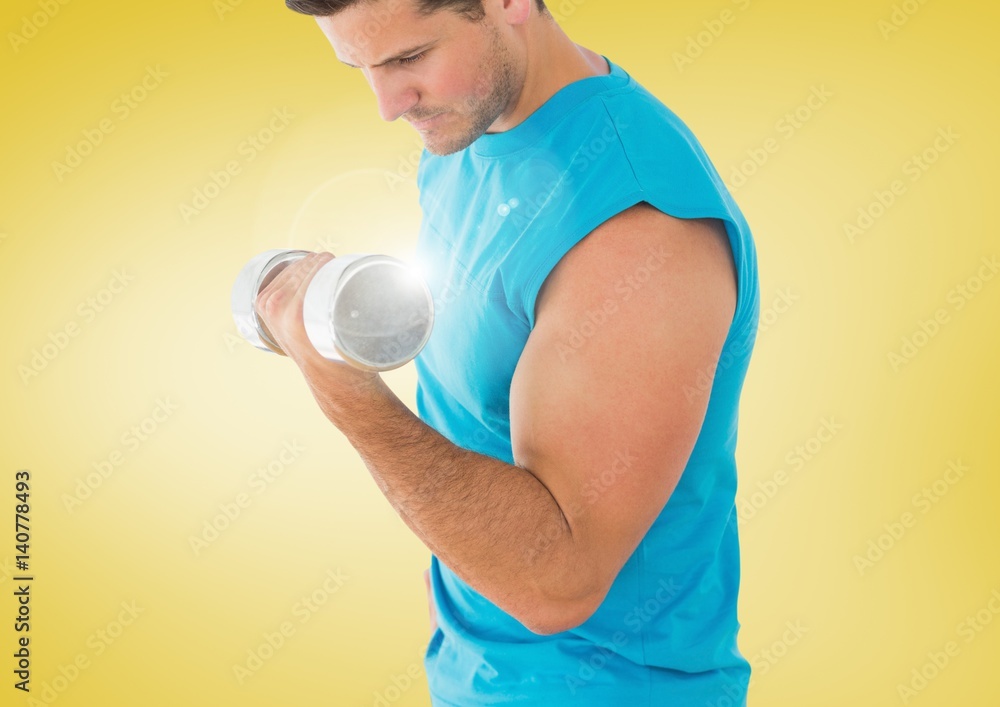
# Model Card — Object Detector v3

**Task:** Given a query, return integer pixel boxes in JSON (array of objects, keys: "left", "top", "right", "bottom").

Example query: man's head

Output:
[
  {"left": 288, "top": 0, "right": 548, "bottom": 22},
  {"left": 287, "top": 0, "right": 549, "bottom": 155}
]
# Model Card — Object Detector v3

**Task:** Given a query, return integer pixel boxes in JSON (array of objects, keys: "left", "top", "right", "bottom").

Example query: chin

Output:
[
  {"left": 424, "top": 126, "right": 484, "bottom": 156},
  {"left": 422, "top": 134, "right": 471, "bottom": 157}
]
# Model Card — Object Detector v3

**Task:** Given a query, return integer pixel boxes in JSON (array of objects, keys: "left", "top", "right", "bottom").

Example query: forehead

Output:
[{"left": 315, "top": 0, "right": 459, "bottom": 66}]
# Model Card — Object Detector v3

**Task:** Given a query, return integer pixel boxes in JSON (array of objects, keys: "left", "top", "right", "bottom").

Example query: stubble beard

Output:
[{"left": 421, "top": 22, "right": 520, "bottom": 156}]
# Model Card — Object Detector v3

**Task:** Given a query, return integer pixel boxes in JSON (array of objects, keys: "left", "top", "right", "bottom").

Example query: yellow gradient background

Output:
[{"left": 1, "top": 1, "right": 997, "bottom": 705}]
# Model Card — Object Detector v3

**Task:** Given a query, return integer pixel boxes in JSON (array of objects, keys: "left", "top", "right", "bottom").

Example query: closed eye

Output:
[{"left": 397, "top": 52, "right": 426, "bottom": 66}]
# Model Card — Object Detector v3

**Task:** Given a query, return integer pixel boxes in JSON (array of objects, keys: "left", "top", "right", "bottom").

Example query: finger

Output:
[
  {"left": 274, "top": 253, "right": 339, "bottom": 365},
  {"left": 254, "top": 252, "right": 331, "bottom": 331},
  {"left": 284, "top": 252, "right": 335, "bottom": 313},
  {"left": 257, "top": 251, "right": 319, "bottom": 300},
  {"left": 279, "top": 254, "right": 335, "bottom": 357},
  {"left": 254, "top": 253, "right": 309, "bottom": 323}
]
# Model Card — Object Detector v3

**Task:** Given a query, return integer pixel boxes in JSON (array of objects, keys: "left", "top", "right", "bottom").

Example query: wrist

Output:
[{"left": 300, "top": 358, "right": 387, "bottom": 421}]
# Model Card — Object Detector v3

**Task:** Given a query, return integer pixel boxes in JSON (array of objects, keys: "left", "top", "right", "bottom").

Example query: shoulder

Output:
[
  {"left": 534, "top": 202, "right": 737, "bottom": 336},
  {"left": 596, "top": 88, "right": 734, "bottom": 214}
]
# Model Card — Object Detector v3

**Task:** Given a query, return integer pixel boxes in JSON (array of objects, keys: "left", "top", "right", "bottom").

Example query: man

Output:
[{"left": 259, "top": 0, "right": 761, "bottom": 704}]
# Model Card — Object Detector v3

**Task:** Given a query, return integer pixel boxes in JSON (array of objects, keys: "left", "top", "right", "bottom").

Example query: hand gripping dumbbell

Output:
[{"left": 231, "top": 250, "right": 434, "bottom": 372}]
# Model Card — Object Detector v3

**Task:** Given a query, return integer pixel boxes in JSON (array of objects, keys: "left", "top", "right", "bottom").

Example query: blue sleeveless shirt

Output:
[{"left": 412, "top": 56, "right": 760, "bottom": 706}]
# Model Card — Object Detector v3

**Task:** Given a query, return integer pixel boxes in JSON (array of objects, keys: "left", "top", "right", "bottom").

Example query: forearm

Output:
[{"left": 309, "top": 370, "right": 591, "bottom": 633}]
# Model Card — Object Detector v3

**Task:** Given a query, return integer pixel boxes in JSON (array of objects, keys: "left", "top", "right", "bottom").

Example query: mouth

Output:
[{"left": 409, "top": 113, "right": 447, "bottom": 130}]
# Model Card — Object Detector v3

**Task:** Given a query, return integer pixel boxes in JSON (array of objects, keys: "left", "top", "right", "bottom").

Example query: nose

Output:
[{"left": 365, "top": 68, "right": 419, "bottom": 123}]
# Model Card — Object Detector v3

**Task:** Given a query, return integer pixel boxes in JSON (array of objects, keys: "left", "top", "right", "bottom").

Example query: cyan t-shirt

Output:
[{"left": 412, "top": 55, "right": 760, "bottom": 706}]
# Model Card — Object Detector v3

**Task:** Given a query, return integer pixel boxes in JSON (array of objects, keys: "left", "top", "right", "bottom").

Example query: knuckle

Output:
[
  {"left": 261, "top": 289, "right": 285, "bottom": 317},
  {"left": 254, "top": 291, "right": 268, "bottom": 315}
]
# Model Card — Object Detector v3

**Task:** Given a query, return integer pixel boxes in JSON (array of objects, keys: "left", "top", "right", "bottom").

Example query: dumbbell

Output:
[{"left": 231, "top": 249, "right": 434, "bottom": 372}]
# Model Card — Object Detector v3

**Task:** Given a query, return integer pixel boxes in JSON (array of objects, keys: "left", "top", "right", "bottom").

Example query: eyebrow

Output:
[{"left": 339, "top": 42, "right": 435, "bottom": 69}]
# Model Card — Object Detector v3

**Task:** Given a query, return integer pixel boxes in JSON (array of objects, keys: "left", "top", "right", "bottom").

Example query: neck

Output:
[{"left": 489, "top": 19, "right": 608, "bottom": 134}]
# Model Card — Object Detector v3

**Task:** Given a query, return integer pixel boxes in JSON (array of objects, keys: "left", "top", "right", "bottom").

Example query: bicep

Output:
[{"left": 509, "top": 204, "right": 737, "bottom": 606}]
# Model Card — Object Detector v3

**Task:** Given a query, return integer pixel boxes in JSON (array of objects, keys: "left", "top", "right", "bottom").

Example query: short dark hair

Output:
[{"left": 286, "top": 0, "right": 547, "bottom": 22}]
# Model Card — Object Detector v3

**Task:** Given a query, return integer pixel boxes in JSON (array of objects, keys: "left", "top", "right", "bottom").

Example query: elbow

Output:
[
  {"left": 518, "top": 547, "right": 611, "bottom": 635},
  {"left": 519, "top": 587, "right": 607, "bottom": 636}
]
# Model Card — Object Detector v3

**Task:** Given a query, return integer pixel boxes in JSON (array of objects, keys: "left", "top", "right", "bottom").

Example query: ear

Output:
[{"left": 496, "top": 0, "right": 533, "bottom": 26}]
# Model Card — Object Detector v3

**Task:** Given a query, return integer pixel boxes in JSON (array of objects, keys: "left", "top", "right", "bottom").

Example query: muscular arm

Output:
[
  {"left": 318, "top": 368, "right": 585, "bottom": 635},
  {"left": 254, "top": 203, "right": 736, "bottom": 635}
]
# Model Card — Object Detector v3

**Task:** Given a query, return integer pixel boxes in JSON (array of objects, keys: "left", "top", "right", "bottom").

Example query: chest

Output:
[{"left": 412, "top": 218, "right": 530, "bottom": 431}]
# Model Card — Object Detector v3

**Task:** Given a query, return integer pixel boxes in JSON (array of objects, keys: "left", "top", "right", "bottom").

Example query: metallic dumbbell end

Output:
[
  {"left": 231, "top": 249, "right": 311, "bottom": 355},
  {"left": 303, "top": 254, "right": 435, "bottom": 372}
]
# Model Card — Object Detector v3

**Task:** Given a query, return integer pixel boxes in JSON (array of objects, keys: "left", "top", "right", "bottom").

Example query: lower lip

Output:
[{"left": 411, "top": 113, "right": 446, "bottom": 130}]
